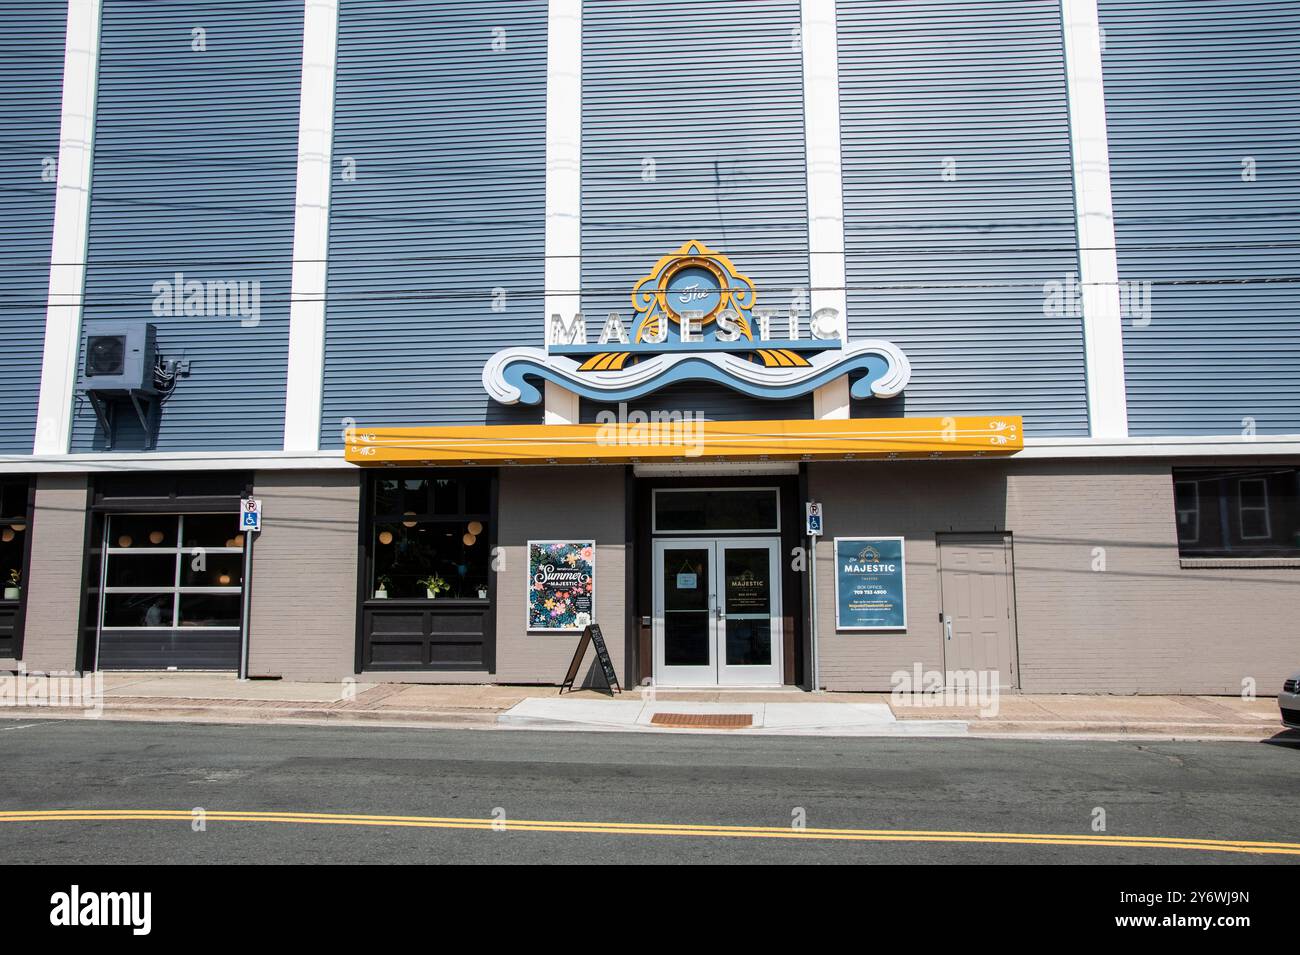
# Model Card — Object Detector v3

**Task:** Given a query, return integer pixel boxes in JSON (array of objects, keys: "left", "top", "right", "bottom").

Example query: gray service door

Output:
[{"left": 936, "top": 534, "right": 1019, "bottom": 689}]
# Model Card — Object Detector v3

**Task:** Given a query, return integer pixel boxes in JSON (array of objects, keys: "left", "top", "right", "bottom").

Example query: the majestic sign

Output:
[
  {"left": 483, "top": 240, "right": 910, "bottom": 405},
  {"left": 834, "top": 537, "right": 907, "bottom": 631}
]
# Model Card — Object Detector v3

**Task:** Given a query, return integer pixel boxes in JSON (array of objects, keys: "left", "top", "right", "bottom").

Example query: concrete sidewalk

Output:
[{"left": 0, "top": 672, "right": 1292, "bottom": 740}]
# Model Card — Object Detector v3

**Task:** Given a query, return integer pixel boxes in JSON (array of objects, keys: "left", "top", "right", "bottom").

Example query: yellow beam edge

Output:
[{"left": 345, "top": 415, "right": 1023, "bottom": 466}]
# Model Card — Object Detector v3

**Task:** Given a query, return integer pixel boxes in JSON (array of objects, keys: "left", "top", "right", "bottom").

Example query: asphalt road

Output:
[{"left": 0, "top": 719, "right": 1297, "bottom": 864}]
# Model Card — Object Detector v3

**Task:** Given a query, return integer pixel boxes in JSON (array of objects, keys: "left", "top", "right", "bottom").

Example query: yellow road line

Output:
[{"left": 0, "top": 809, "right": 1296, "bottom": 855}]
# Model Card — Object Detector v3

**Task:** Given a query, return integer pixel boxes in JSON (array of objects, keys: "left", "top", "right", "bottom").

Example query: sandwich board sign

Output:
[{"left": 559, "top": 624, "right": 621, "bottom": 695}]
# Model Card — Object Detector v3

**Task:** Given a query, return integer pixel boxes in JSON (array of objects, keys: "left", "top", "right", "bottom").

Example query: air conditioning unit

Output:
[
  {"left": 76, "top": 320, "right": 161, "bottom": 449},
  {"left": 76, "top": 320, "right": 158, "bottom": 394}
]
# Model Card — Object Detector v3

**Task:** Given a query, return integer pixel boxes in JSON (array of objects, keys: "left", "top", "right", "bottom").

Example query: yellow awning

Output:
[{"left": 345, "top": 415, "right": 1022, "bottom": 465}]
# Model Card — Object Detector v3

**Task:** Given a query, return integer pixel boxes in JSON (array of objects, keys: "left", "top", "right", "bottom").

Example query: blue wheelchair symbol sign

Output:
[
  {"left": 805, "top": 502, "right": 823, "bottom": 536},
  {"left": 240, "top": 499, "right": 261, "bottom": 533}
]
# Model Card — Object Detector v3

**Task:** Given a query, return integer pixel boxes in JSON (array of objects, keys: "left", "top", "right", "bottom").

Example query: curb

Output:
[
  {"left": 0, "top": 704, "right": 1291, "bottom": 741},
  {"left": 0, "top": 704, "right": 500, "bottom": 729},
  {"left": 933, "top": 720, "right": 1282, "bottom": 739}
]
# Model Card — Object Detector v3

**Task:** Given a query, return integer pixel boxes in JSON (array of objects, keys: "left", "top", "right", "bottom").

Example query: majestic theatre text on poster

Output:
[
  {"left": 834, "top": 537, "right": 906, "bottom": 631},
  {"left": 527, "top": 540, "right": 595, "bottom": 633}
]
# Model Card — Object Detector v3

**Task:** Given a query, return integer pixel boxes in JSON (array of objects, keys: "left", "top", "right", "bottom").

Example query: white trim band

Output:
[
  {"left": 802, "top": 0, "right": 851, "bottom": 421},
  {"left": 3, "top": 435, "right": 1298, "bottom": 474},
  {"left": 1062, "top": 0, "right": 1129, "bottom": 439},
  {"left": 543, "top": 0, "right": 582, "bottom": 424},
  {"left": 282, "top": 0, "right": 340, "bottom": 452},
  {"left": 32, "top": 0, "right": 102, "bottom": 455}
]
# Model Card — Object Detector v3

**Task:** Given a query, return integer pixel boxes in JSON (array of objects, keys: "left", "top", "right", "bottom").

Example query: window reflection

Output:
[
  {"left": 1173, "top": 467, "right": 1300, "bottom": 557},
  {"left": 369, "top": 473, "right": 492, "bottom": 600},
  {"left": 1, "top": 478, "right": 29, "bottom": 601},
  {"left": 373, "top": 521, "right": 490, "bottom": 599},
  {"left": 101, "top": 513, "right": 243, "bottom": 630}
]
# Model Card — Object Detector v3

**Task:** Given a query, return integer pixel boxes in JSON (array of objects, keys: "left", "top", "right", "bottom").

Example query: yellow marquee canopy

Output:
[{"left": 344, "top": 415, "right": 1023, "bottom": 466}]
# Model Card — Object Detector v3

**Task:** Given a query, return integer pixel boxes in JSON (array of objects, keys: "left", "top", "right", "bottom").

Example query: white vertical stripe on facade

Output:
[
  {"left": 1061, "top": 0, "right": 1129, "bottom": 439},
  {"left": 32, "top": 0, "right": 101, "bottom": 455},
  {"left": 543, "top": 0, "right": 582, "bottom": 425},
  {"left": 283, "top": 0, "right": 339, "bottom": 452},
  {"left": 802, "top": 0, "right": 850, "bottom": 420}
]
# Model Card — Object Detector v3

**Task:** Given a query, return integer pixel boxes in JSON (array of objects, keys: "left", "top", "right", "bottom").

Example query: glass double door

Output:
[{"left": 653, "top": 537, "right": 782, "bottom": 686}]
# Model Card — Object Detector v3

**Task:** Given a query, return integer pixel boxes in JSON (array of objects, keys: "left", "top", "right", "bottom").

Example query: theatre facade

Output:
[{"left": 1, "top": 0, "right": 1298, "bottom": 695}]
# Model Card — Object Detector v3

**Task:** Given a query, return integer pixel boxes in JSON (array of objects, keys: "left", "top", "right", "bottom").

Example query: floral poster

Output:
[{"left": 527, "top": 540, "right": 595, "bottom": 632}]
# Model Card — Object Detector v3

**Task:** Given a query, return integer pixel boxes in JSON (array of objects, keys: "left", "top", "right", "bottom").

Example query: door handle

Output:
[{"left": 943, "top": 615, "right": 953, "bottom": 641}]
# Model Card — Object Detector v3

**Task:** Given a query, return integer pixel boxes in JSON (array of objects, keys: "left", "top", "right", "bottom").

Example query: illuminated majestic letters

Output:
[{"left": 483, "top": 240, "right": 911, "bottom": 406}]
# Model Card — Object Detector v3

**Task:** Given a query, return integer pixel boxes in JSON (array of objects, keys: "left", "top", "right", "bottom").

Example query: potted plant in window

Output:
[
  {"left": 418, "top": 574, "right": 450, "bottom": 599},
  {"left": 374, "top": 574, "right": 391, "bottom": 599},
  {"left": 4, "top": 569, "right": 18, "bottom": 600},
  {"left": 476, "top": 584, "right": 489, "bottom": 599}
]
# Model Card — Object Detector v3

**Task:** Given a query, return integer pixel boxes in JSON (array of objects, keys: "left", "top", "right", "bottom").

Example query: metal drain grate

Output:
[{"left": 650, "top": 712, "right": 753, "bottom": 729}]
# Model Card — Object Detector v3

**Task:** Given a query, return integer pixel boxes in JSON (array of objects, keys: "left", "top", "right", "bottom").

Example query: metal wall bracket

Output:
[{"left": 86, "top": 390, "right": 159, "bottom": 450}]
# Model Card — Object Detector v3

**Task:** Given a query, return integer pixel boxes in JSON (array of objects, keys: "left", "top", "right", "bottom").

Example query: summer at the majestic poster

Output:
[{"left": 528, "top": 540, "right": 594, "bottom": 631}]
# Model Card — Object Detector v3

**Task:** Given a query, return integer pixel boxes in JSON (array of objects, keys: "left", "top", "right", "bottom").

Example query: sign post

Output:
[
  {"left": 237, "top": 499, "right": 261, "bottom": 680},
  {"left": 805, "top": 502, "right": 823, "bottom": 691}
]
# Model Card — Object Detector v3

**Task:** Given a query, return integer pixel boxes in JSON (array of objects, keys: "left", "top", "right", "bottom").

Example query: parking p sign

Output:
[
  {"left": 805, "top": 501, "right": 823, "bottom": 537},
  {"left": 240, "top": 498, "right": 261, "bottom": 533}
]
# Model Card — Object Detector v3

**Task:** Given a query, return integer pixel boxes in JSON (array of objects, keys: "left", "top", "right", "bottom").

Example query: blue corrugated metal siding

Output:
[
  {"left": 837, "top": 0, "right": 1088, "bottom": 435},
  {"left": 320, "top": 0, "right": 547, "bottom": 443},
  {"left": 0, "top": 2, "right": 66, "bottom": 452},
  {"left": 1100, "top": 0, "right": 1300, "bottom": 436},
  {"left": 72, "top": 0, "right": 302, "bottom": 451},
  {"left": 581, "top": 0, "right": 812, "bottom": 422}
]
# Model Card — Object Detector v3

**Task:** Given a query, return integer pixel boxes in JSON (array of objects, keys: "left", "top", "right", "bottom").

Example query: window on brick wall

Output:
[
  {"left": 0, "top": 478, "right": 30, "bottom": 601},
  {"left": 367, "top": 472, "right": 494, "bottom": 600},
  {"left": 1172, "top": 467, "right": 1300, "bottom": 558}
]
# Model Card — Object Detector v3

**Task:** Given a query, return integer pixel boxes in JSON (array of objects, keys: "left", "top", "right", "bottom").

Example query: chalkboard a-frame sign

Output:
[{"left": 560, "top": 624, "right": 621, "bottom": 694}]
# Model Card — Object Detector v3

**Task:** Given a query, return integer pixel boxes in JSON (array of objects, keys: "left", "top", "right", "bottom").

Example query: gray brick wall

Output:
[
  {"left": 247, "top": 470, "right": 360, "bottom": 681},
  {"left": 493, "top": 467, "right": 626, "bottom": 686},
  {"left": 810, "top": 459, "right": 1300, "bottom": 694},
  {"left": 21, "top": 473, "right": 89, "bottom": 672}
]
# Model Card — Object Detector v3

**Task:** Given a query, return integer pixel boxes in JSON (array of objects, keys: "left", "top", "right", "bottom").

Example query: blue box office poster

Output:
[{"left": 834, "top": 537, "right": 906, "bottom": 630}]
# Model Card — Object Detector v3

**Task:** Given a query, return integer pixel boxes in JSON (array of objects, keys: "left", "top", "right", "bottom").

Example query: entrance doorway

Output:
[
  {"left": 936, "top": 533, "right": 1019, "bottom": 689},
  {"left": 652, "top": 537, "right": 782, "bottom": 686}
]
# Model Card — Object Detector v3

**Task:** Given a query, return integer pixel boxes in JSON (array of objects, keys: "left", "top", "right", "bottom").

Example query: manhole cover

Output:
[{"left": 650, "top": 713, "right": 753, "bottom": 729}]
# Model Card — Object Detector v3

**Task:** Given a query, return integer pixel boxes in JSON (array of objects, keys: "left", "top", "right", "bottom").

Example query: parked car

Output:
[{"left": 1281, "top": 673, "right": 1300, "bottom": 729}]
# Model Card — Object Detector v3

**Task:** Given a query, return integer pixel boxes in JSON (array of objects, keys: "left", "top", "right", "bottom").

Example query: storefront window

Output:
[
  {"left": 102, "top": 514, "right": 243, "bottom": 628},
  {"left": 653, "top": 488, "right": 780, "bottom": 532},
  {"left": 369, "top": 473, "right": 492, "bottom": 600},
  {"left": 1, "top": 479, "right": 30, "bottom": 610},
  {"left": 1173, "top": 467, "right": 1300, "bottom": 558}
]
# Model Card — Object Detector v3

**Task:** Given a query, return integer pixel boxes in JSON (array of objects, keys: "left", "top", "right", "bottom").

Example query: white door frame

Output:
[{"left": 652, "top": 536, "right": 783, "bottom": 687}]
